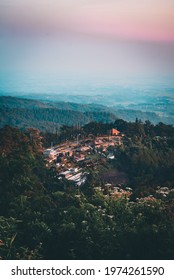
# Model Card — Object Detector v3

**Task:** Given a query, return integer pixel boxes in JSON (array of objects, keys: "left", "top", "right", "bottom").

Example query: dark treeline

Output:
[
  {"left": 0, "top": 122, "right": 174, "bottom": 260},
  {"left": 43, "top": 119, "right": 174, "bottom": 146},
  {"left": 0, "top": 107, "right": 117, "bottom": 132},
  {"left": 2, "top": 96, "right": 172, "bottom": 134}
]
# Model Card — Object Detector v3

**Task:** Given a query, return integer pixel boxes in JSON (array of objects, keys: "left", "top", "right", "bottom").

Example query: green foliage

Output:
[
  {"left": 0, "top": 96, "right": 117, "bottom": 132},
  {"left": 1, "top": 124, "right": 174, "bottom": 260}
]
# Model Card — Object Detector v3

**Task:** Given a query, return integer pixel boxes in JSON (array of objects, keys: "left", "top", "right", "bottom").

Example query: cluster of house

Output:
[
  {"left": 58, "top": 168, "right": 89, "bottom": 187},
  {"left": 43, "top": 129, "right": 123, "bottom": 186}
]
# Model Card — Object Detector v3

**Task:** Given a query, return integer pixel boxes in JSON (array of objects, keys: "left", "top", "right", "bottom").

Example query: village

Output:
[{"left": 43, "top": 128, "right": 124, "bottom": 187}]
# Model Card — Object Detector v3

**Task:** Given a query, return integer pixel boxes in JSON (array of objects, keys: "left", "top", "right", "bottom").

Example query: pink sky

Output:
[
  {"left": 0, "top": 0, "right": 174, "bottom": 84},
  {"left": 0, "top": 0, "right": 174, "bottom": 42}
]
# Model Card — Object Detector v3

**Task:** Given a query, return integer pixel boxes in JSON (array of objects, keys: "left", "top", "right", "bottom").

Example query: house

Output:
[
  {"left": 107, "top": 153, "right": 115, "bottom": 160},
  {"left": 111, "top": 128, "right": 120, "bottom": 136},
  {"left": 43, "top": 149, "right": 57, "bottom": 159}
]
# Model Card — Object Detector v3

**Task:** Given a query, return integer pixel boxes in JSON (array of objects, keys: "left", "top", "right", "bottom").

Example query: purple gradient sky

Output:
[
  {"left": 0, "top": 0, "right": 174, "bottom": 92},
  {"left": 1, "top": 0, "right": 174, "bottom": 41}
]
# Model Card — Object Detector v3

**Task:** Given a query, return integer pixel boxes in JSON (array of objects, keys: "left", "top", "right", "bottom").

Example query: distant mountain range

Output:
[{"left": 0, "top": 96, "right": 173, "bottom": 132}]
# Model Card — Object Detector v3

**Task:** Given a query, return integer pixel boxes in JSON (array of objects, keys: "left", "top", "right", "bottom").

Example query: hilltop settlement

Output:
[{"left": 43, "top": 129, "right": 123, "bottom": 187}]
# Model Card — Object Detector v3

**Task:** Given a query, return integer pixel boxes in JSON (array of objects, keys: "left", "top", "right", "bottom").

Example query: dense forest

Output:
[
  {"left": 0, "top": 96, "right": 167, "bottom": 132},
  {"left": 0, "top": 106, "right": 116, "bottom": 132},
  {"left": 0, "top": 119, "right": 174, "bottom": 260}
]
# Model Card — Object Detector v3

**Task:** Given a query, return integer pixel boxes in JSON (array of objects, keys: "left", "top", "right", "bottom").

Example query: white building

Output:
[{"left": 43, "top": 149, "right": 57, "bottom": 159}]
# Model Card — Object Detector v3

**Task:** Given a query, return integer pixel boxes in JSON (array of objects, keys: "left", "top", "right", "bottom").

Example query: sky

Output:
[{"left": 0, "top": 0, "right": 174, "bottom": 94}]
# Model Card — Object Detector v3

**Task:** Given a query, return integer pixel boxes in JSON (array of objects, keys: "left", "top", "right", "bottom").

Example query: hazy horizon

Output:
[{"left": 0, "top": 0, "right": 174, "bottom": 95}]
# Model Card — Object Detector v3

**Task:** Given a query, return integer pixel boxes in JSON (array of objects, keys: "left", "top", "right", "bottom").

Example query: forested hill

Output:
[
  {"left": 0, "top": 96, "right": 107, "bottom": 111},
  {"left": 0, "top": 96, "right": 166, "bottom": 131},
  {"left": 0, "top": 96, "right": 117, "bottom": 131},
  {"left": 0, "top": 96, "right": 53, "bottom": 109},
  {"left": 1, "top": 124, "right": 174, "bottom": 260}
]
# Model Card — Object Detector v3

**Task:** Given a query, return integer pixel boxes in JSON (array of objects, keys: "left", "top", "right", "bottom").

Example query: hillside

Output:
[
  {"left": 0, "top": 97, "right": 117, "bottom": 131},
  {"left": 0, "top": 96, "right": 107, "bottom": 112},
  {"left": 0, "top": 96, "right": 53, "bottom": 109},
  {"left": 0, "top": 96, "right": 170, "bottom": 132},
  {"left": 1, "top": 123, "right": 174, "bottom": 260}
]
